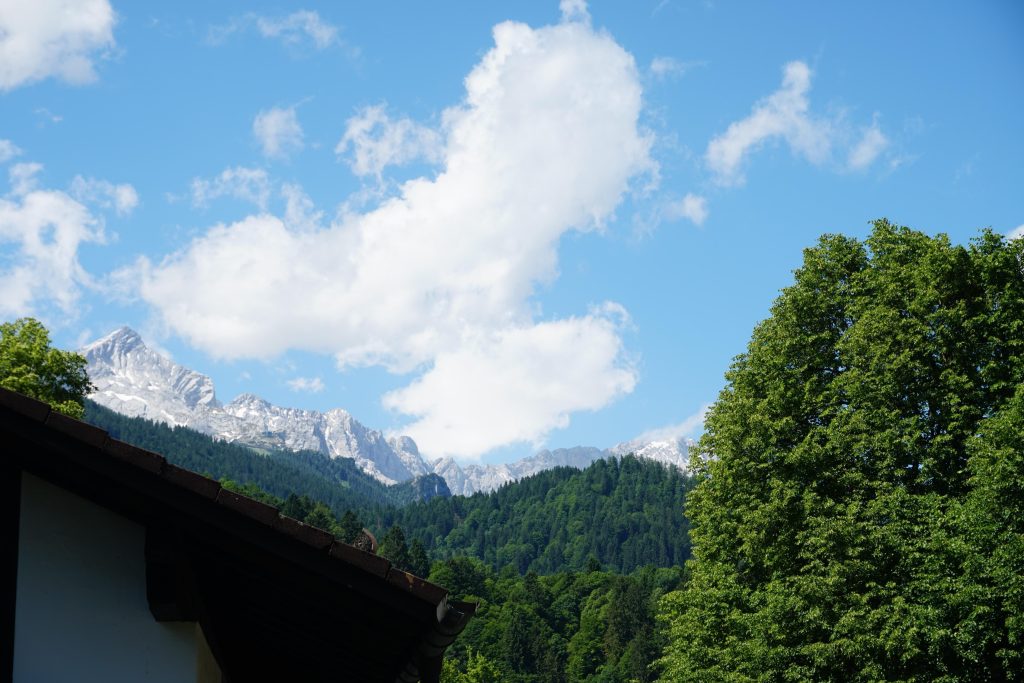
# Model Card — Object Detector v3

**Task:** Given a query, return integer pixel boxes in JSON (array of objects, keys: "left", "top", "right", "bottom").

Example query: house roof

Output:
[{"left": 0, "top": 388, "right": 473, "bottom": 683}]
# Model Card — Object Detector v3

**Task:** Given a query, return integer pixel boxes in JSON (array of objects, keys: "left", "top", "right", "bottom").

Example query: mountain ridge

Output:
[{"left": 83, "top": 327, "right": 694, "bottom": 492}]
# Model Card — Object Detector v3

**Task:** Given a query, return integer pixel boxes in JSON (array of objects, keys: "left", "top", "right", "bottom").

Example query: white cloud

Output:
[
  {"left": 383, "top": 313, "right": 636, "bottom": 457},
  {"left": 281, "top": 183, "right": 322, "bottom": 232},
  {"left": 336, "top": 104, "right": 443, "bottom": 180},
  {"left": 0, "top": 0, "right": 115, "bottom": 91},
  {"left": 848, "top": 115, "right": 888, "bottom": 170},
  {"left": 253, "top": 106, "right": 304, "bottom": 160},
  {"left": 34, "top": 107, "right": 63, "bottom": 124},
  {"left": 0, "top": 140, "right": 21, "bottom": 164},
  {"left": 650, "top": 57, "right": 683, "bottom": 79},
  {"left": 706, "top": 61, "right": 835, "bottom": 186},
  {"left": 559, "top": 0, "right": 591, "bottom": 24},
  {"left": 255, "top": 10, "right": 338, "bottom": 49},
  {"left": 287, "top": 376, "right": 325, "bottom": 393},
  {"left": 9, "top": 162, "right": 43, "bottom": 196},
  {"left": 706, "top": 62, "right": 892, "bottom": 184},
  {"left": 69, "top": 175, "right": 138, "bottom": 216},
  {"left": 129, "top": 15, "right": 653, "bottom": 459},
  {"left": 649, "top": 56, "right": 705, "bottom": 80},
  {"left": 0, "top": 165, "right": 105, "bottom": 318},
  {"left": 633, "top": 404, "right": 711, "bottom": 443},
  {"left": 191, "top": 167, "right": 270, "bottom": 210},
  {"left": 1007, "top": 224, "right": 1024, "bottom": 241},
  {"left": 665, "top": 193, "right": 708, "bottom": 225}
]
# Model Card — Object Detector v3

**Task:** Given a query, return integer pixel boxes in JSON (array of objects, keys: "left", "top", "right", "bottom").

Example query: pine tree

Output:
[{"left": 379, "top": 524, "right": 412, "bottom": 572}]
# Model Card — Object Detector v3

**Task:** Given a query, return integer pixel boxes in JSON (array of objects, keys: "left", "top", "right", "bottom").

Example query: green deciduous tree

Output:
[
  {"left": 1, "top": 317, "right": 93, "bottom": 418},
  {"left": 658, "top": 221, "right": 1024, "bottom": 681}
]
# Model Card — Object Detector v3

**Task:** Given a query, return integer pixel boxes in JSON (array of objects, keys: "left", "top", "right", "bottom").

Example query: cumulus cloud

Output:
[
  {"left": 336, "top": 105, "right": 443, "bottom": 180},
  {"left": 383, "top": 313, "right": 636, "bottom": 456},
  {"left": 665, "top": 193, "right": 708, "bottom": 226},
  {"left": 1007, "top": 224, "right": 1024, "bottom": 241},
  {"left": 191, "top": 167, "right": 271, "bottom": 210},
  {"left": 70, "top": 175, "right": 138, "bottom": 216},
  {"left": 253, "top": 106, "right": 304, "bottom": 160},
  {"left": 0, "top": 140, "right": 21, "bottom": 164},
  {"left": 0, "top": 164, "right": 106, "bottom": 318},
  {"left": 705, "top": 61, "right": 890, "bottom": 185},
  {"left": 287, "top": 376, "right": 325, "bottom": 393},
  {"left": 129, "top": 15, "right": 653, "bottom": 459},
  {"left": 0, "top": 0, "right": 115, "bottom": 91}
]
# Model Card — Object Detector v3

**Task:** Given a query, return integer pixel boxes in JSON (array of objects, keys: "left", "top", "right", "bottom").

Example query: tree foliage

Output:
[
  {"left": 658, "top": 221, "right": 1024, "bottom": 681},
  {"left": 438, "top": 560, "right": 683, "bottom": 682},
  {"left": 0, "top": 317, "right": 93, "bottom": 418}
]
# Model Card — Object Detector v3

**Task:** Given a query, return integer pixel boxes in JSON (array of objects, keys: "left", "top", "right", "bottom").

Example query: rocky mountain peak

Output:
[{"left": 83, "top": 328, "right": 429, "bottom": 485}]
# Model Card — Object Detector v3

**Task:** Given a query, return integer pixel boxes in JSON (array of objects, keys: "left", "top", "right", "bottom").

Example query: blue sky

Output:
[{"left": 1, "top": 0, "right": 1021, "bottom": 463}]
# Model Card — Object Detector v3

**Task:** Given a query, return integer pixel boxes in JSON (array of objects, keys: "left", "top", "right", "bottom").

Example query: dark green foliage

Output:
[
  {"left": 337, "top": 509, "right": 365, "bottom": 544},
  {"left": 439, "top": 560, "right": 684, "bottom": 682},
  {"left": 280, "top": 493, "right": 314, "bottom": 521},
  {"left": 408, "top": 538, "right": 431, "bottom": 578},
  {"left": 1, "top": 317, "right": 93, "bottom": 418},
  {"left": 386, "top": 455, "right": 694, "bottom": 574},
  {"left": 658, "top": 222, "right": 1024, "bottom": 681},
  {"left": 379, "top": 524, "right": 412, "bottom": 571},
  {"left": 304, "top": 503, "right": 339, "bottom": 536}
]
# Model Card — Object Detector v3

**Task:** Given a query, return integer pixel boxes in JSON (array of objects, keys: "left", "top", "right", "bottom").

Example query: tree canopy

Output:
[
  {"left": 0, "top": 317, "right": 93, "bottom": 419},
  {"left": 658, "top": 221, "right": 1024, "bottom": 681}
]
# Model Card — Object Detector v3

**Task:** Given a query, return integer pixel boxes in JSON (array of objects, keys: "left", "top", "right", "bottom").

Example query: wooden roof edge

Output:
[{"left": 0, "top": 387, "right": 455, "bottom": 611}]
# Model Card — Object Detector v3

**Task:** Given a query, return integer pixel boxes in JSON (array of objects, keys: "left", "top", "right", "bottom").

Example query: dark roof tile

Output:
[
  {"left": 0, "top": 390, "right": 50, "bottom": 422},
  {"left": 163, "top": 463, "right": 221, "bottom": 499},
  {"left": 44, "top": 410, "right": 110, "bottom": 448},
  {"left": 216, "top": 488, "right": 281, "bottom": 527},
  {"left": 276, "top": 515, "right": 335, "bottom": 550},
  {"left": 329, "top": 540, "right": 390, "bottom": 578},
  {"left": 385, "top": 567, "right": 448, "bottom": 604},
  {"left": 104, "top": 439, "right": 166, "bottom": 474}
]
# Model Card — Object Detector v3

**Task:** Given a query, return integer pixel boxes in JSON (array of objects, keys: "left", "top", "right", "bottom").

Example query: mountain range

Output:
[{"left": 83, "top": 327, "right": 693, "bottom": 493}]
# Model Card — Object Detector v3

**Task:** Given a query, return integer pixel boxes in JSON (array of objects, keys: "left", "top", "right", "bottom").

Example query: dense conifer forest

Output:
[{"left": 379, "top": 456, "right": 692, "bottom": 574}]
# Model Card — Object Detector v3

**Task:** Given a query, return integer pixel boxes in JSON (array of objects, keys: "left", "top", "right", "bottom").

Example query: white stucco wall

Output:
[{"left": 14, "top": 473, "right": 198, "bottom": 682}]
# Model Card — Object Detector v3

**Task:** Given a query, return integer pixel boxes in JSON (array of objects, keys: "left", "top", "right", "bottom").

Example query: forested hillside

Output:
[
  {"left": 83, "top": 399, "right": 694, "bottom": 575},
  {"left": 380, "top": 455, "right": 693, "bottom": 574}
]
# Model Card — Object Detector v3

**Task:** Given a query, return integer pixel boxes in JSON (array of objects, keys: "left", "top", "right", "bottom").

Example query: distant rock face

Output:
[
  {"left": 83, "top": 327, "right": 221, "bottom": 425},
  {"left": 84, "top": 327, "right": 694, "bottom": 493},
  {"left": 83, "top": 328, "right": 430, "bottom": 485}
]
